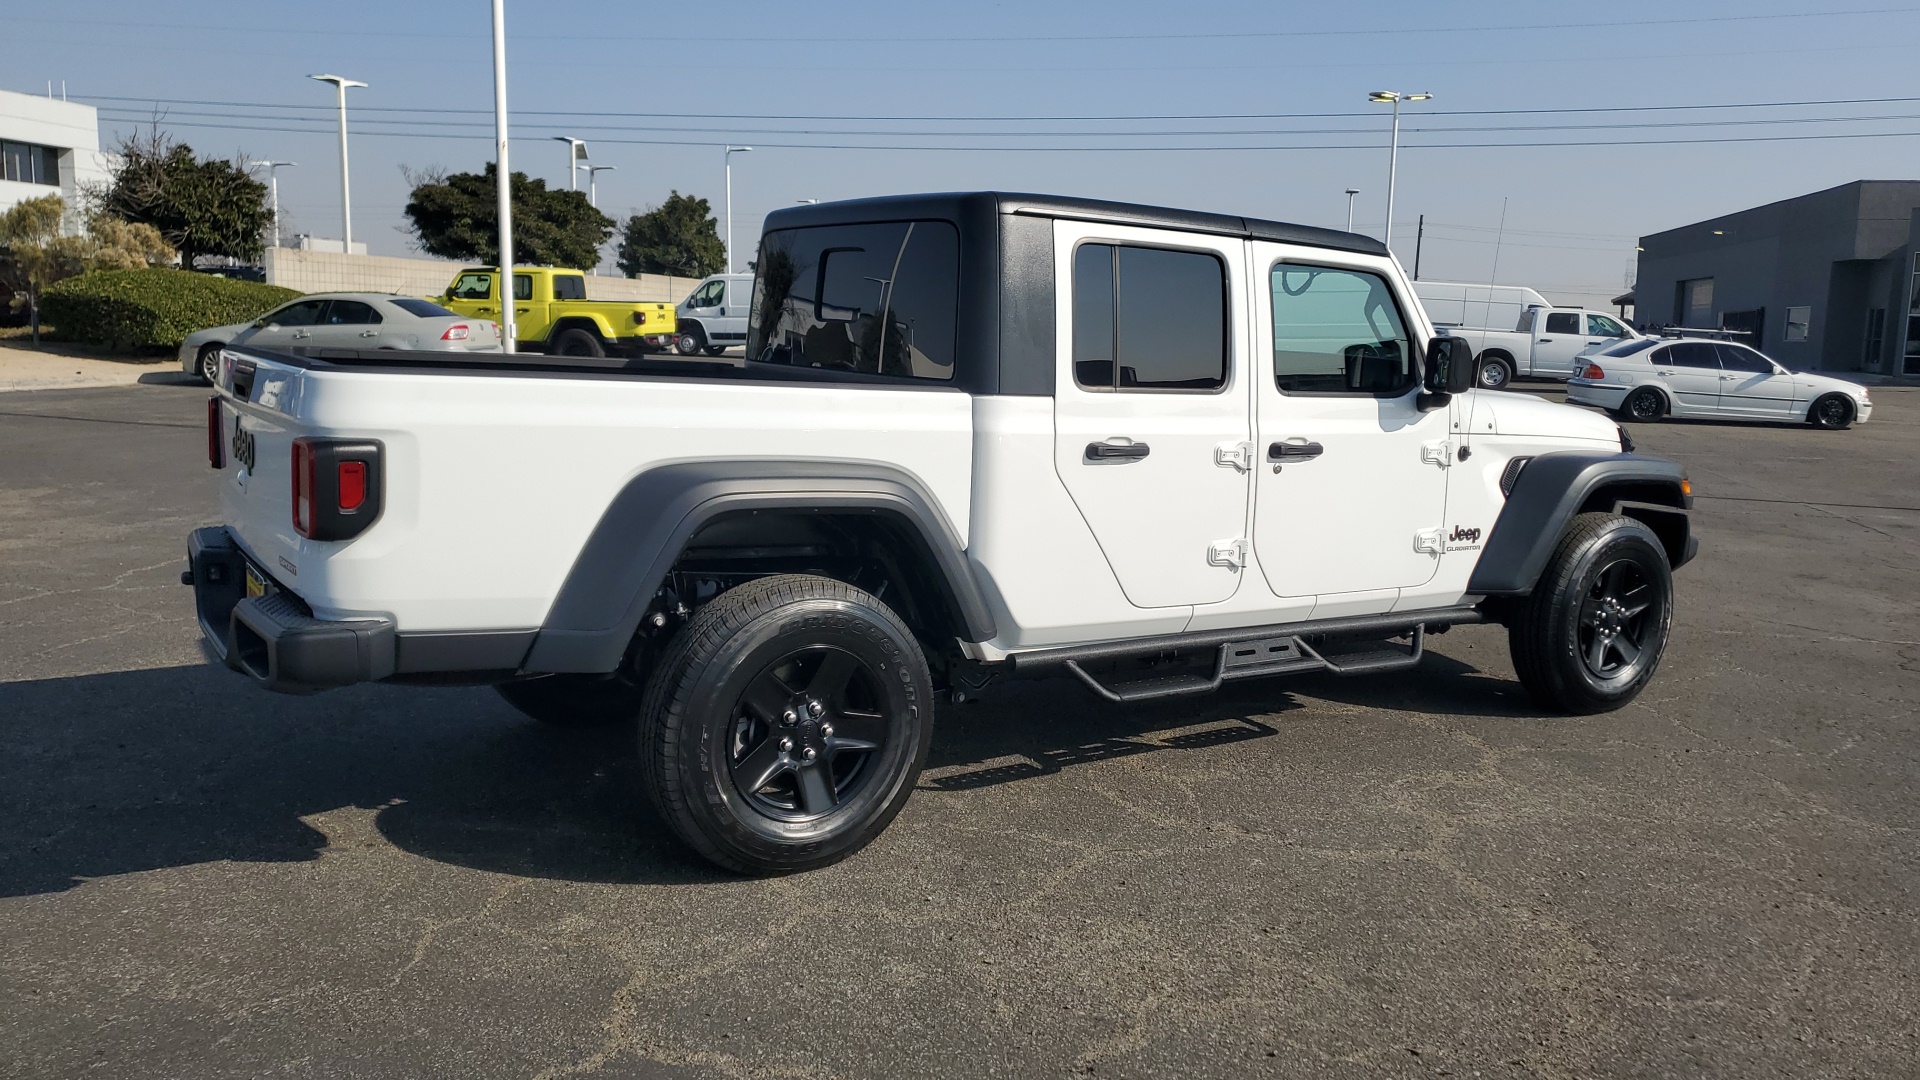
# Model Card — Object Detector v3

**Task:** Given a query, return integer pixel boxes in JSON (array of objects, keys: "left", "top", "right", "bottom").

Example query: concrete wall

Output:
[
  {"left": 0, "top": 88, "right": 114, "bottom": 233},
  {"left": 262, "top": 247, "right": 703, "bottom": 304}
]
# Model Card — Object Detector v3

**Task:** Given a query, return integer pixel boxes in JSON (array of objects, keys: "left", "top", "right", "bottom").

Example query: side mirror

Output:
[{"left": 1421, "top": 336, "right": 1476, "bottom": 407}]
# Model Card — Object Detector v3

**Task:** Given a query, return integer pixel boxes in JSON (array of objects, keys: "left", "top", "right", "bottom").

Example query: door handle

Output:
[
  {"left": 1536, "top": 338, "right": 1554, "bottom": 343},
  {"left": 1720, "top": 375, "right": 1739, "bottom": 380},
  {"left": 359, "top": 330, "right": 378, "bottom": 337},
  {"left": 1085, "top": 440, "right": 1150, "bottom": 461},
  {"left": 1268, "top": 441, "right": 1326, "bottom": 461},
  {"left": 477, "top": 306, "right": 494, "bottom": 314},
  {"left": 515, "top": 307, "right": 530, "bottom": 313},
  {"left": 1656, "top": 370, "right": 1675, "bottom": 376},
  {"left": 291, "top": 330, "right": 310, "bottom": 339}
]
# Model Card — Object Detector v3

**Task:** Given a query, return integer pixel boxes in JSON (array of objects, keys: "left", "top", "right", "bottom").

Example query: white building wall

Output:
[
  {"left": 262, "top": 247, "right": 701, "bottom": 303},
  {"left": 0, "top": 88, "right": 112, "bottom": 233}
]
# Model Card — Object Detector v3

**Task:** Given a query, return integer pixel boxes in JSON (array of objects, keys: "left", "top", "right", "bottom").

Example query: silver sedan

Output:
[{"left": 178, "top": 293, "right": 503, "bottom": 383}]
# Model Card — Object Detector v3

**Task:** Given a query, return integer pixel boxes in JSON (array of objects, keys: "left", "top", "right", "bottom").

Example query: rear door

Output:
[
  {"left": 1250, "top": 246, "right": 1451, "bottom": 604},
  {"left": 1714, "top": 343, "right": 1797, "bottom": 417},
  {"left": 1649, "top": 341, "right": 1723, "bottom": 413},
  {"left": 1052, "top": 221, "right": 1252, "bottom": 609},
  {"left": 309, "top": 299, "right": 385, "bottom": 348}
]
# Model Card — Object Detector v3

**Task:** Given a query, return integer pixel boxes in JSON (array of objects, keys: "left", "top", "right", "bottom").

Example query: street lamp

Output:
[
  {"left": 1368, "top": 90, "right": 1431, "bottom": 251},
  {"left": 725, "top": 145, "right": 752, "bottom": 274},
  {"left": 584, "top": 164, "right": 615, "bottom": 209},
  {"left": 1343, "top": 188, "right": 1359, "bottom": 233},
  {"left": 251, "top": 161, "right": 296, "bottom": 248},
  {"left": 308, "top": 74, "right": 366, "bottom": 252},
  {"left": 796, "top": 198, "right": 818, "bottom": 205},
  {"left": 553, "top": 136, "right": 587, "bottom": 190}
]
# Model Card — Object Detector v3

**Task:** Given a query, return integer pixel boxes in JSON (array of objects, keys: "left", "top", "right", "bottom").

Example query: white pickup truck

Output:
[
  {"left": 186, "top": 192, "right": 1695, "bottom": 875},
  {"left": 1442, "top": 306, "right": 1639, "bottom": 390}
]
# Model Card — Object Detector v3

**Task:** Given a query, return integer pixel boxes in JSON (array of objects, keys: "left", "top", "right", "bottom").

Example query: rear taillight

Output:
[
  {"left": 1582, "top": 363, "right": 1605, "bottom": 379},
  {"left": 291, "top": 438, "right": 383, "bottom": 541},
  {"left": 207, "top": 396, "right": 224, "bottom": 469},
  {"left": 441, "top": 323, "right": 472, "bottom": 341}
]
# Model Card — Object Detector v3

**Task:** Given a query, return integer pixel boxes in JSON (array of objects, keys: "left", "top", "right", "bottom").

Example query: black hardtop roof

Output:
[{"left": 762, "top": 191, "right": 1388, "bottom": 257}]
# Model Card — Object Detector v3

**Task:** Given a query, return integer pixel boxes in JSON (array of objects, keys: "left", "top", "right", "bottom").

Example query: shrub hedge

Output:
[{"left": 41, "top": 268, "right": 299, "bottom": 350}]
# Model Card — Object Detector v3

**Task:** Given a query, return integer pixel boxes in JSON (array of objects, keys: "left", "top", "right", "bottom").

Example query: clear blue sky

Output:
[{"left": 13, "top": 0, "right": 1920, "bottom": 307}]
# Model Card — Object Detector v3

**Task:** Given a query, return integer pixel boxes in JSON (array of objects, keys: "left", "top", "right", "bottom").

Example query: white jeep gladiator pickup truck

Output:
[{"left": 185, "top": 192, "right": 1696, "bottom": 874}]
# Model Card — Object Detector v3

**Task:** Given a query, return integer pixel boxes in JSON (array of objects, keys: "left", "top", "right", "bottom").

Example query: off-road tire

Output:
[
  {"left": 639, "top": 574, "right": 935, "bottom": 875},
  {"left": 675, "top": 326, "right": 706, "bottom": 356},
  {"left": 495, "top": 672, "right": 648, "bottom": 728},
  {"left": 1619, "top": 386, "right": 1666, "bottom": 422},
  {"left": 197, "top": 343, "right": 224, "bottom": 384},
  {"left": 1478, "top": 354, "right": 1514, "bottom": 390},
  {"left": 554, "top": 328, "right": 606, "bottom": 357},
  {"left": 1508, "top": 512, "right": 1674, "bottom": 715},
  {"left": 1808, "top": 393, "right": 1854, "bottom": 430}
]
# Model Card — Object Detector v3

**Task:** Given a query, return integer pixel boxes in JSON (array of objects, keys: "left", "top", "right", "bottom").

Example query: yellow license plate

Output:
[{"left": 245, "top": 564, "right": 267, "bottom": 599}]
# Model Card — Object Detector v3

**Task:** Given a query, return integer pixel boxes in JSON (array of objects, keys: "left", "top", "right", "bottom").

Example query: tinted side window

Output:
[
  {"left": 1663, "top": 342, "right": 1720, "bottom": 368},
  {"left": 513, "top": 274, "right": 533, "bottom": 301},
  {"left": 1716, "top": 344, "right": 1774, "bottom": 373},
  {"left": 552, "top": 275, "right": 587, "bottom": 301},
  {"left": 271, "top": 300, "right": 329, "bottom": 327},
  {"left": 1270, "top": 265, "right": 1413, "bottom": 395},
  {"left": 325, "top": 301, "right": 380, "bottom": 325},
  {"left": 1545, "top": 312, "right": 1581, "bottom": 335},
  {"left": 1073, "top": 244, "right": 1225, "bottom": 391},
  {"left": 747, "top": 220, "right": 960, "bottom": 380},
  {"left": 389, "top": 298, "right": 455, "bottom": 318}
]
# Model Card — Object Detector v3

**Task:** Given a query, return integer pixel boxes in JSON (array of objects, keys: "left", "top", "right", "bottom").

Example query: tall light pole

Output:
[
  {"left": 724, "top": 145, "right": 752, "bottom": 274},
  {"left": 1368, "top": 90, "right": 1431, "bottom": 252},
  {"left": 584, "top": 164, "right": 615, "bottom": 209},
  {"left": 553, "top": 136, "right": 587, "bottom": 190},
  {"left": 251, "top": 161, "right": 296, "bottom": 247},
  {"left": 490, "top": 0, "right": 515, "bottom": 353},
  {"left": 308, "top": 74, "right": 366, "bottom": 251},
  {"left": 1343, "top": 188, "right": 1359, "bottom": 233}
]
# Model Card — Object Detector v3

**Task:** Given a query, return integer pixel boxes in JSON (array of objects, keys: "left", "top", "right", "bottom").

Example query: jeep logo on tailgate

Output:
[{"left": 231, "top": 427, "right": 256, "bottom": 471}]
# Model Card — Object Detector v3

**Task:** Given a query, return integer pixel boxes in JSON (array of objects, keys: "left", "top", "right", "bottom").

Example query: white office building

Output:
[{"left": 1, "top": 88, "right": 115, "bottom": 232}]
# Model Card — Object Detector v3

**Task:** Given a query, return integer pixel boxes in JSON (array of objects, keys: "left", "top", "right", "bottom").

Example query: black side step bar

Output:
[{"left": 1011, "top": 605, "right": 1482, "bottom": 705}]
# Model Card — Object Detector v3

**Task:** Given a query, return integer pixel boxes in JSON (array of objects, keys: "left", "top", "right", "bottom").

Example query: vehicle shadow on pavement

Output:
[
  {"left": 0, "top": 664, "right": 723, "bottom": 897},
  {"left": 0, "top": 651, "right": 1545, "bottom": 896}
]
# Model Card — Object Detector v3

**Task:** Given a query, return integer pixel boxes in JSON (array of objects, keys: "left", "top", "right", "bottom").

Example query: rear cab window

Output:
[
  {"left": 552, "top": 275, "right": 587, "bottom": 301},
  {"left": 747, "top": 221, "right": 960, "bottom": 381}
]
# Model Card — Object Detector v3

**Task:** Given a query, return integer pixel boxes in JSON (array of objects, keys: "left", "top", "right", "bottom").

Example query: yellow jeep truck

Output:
[{"left": 439, "top": 267, "right": 676, "bottom": 357}]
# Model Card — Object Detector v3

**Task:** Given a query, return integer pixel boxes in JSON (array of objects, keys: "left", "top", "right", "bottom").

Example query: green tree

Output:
[
  {"left": 1, "top": 194, "right": 176, "bottom": 319},
  {"left": 616, "top": 192, "right": 724, "bottom": 278},
  {"left": 97, "top": 130, "right": 269, "bottom": 268},
  {"left": 404, "top": 163, "right": 614, "bottom": 269}
]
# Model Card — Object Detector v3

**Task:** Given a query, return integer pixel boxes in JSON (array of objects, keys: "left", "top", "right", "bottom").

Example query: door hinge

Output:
[
  {"left": 1413, "top": 528, "right": 1443, "bottom": 554},
  {"left": 1214, "top": 440, "right": 1255, "bottom": 471},
  {"left": 1421, "top": 440, "right": 1452, "bottom": 468},
  {"left": 1207, "top": 538, "right": 1248, "bottom": 569}
]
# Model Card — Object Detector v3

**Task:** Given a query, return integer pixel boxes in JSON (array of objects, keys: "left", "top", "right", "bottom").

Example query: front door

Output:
[
  {"left": 240, "top": 298, "right": 329, "bottom": 352},
  {"left": 1714, "top": 343, "right": 1797, "bottom": 417},
  {"left": 1250, "top": 247, "right": 1452, "bottom": 601},
  {"left": 1052, "top": 221, "right": 1252, "bottom": 609}
]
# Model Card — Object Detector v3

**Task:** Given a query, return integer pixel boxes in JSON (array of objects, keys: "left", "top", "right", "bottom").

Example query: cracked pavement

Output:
[{"left": 1, "top": 382, "right": 1915, "bottom": 1079}]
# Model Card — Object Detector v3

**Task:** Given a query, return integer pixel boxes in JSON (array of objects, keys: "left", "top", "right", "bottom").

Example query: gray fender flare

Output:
[
  {"left": 1466, "top": 452, "right": 1693, "bottom": 596},
  {"left": 523, "top": 460, "right": 996, "bottom": 673}
]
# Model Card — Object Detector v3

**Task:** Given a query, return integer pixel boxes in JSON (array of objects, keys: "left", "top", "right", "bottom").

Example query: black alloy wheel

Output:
[
  {"left": 1810, "top": 393, "right": 1854, "bottom": 430},
  {"left": 1478, "top": 356, "right": 1512, "bottom": 390},
  {"left": 726, "top": 646, "right": 890, "bottom": 820},
  {"left": 640, "top": 574, "right": 934, "bottom": 874},
  {"left": 1623, "top": 386, "right": 1665, "bottom": 422},
  {"left": 1575, "top": 559, "right": 1659, "bottom": 682},
  {"left": 198, "top": 343, "right": 223, "bottom": 384},
  {"left": 1508, "top": 512, "right": 1674, "bottom": 714}
]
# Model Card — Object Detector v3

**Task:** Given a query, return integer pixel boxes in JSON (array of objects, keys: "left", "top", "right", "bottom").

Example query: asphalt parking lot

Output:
[{"left": 2, "top": 378, "right": 1915, "bottom": 1079}]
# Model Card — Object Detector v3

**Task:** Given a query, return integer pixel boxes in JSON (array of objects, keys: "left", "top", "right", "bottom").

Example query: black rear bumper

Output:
[{"left": 186, "top": 526, "right": 395, "bottom": 694}]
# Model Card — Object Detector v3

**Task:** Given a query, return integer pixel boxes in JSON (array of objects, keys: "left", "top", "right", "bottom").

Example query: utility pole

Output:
[
  {"left": 490, "top": 0, "right": 515, "bottom": 353},
  {"left": 307, "top": 74, "right": 366, "bottom": 251},
  {"left": 1413, "top": 214, "right": 1425, "bottom": 280}
]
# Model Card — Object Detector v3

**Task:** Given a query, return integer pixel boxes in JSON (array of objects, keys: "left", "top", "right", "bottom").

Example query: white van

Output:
[
  {"left": 1413, "top": 280, "right": 1552, "bottom": 334},
  {"left": 674, "top": 273, "right": 754, "bottom": 356}
]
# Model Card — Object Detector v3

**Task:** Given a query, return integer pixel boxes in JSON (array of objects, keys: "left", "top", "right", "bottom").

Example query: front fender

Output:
[{"left": 1467, "top": 452, "right": 1693, "bottom": 596}]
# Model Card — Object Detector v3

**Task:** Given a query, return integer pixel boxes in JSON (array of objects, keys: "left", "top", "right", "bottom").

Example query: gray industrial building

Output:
[{"left": 1633, "top": 180, "right": 1920, "bottom": 376}]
